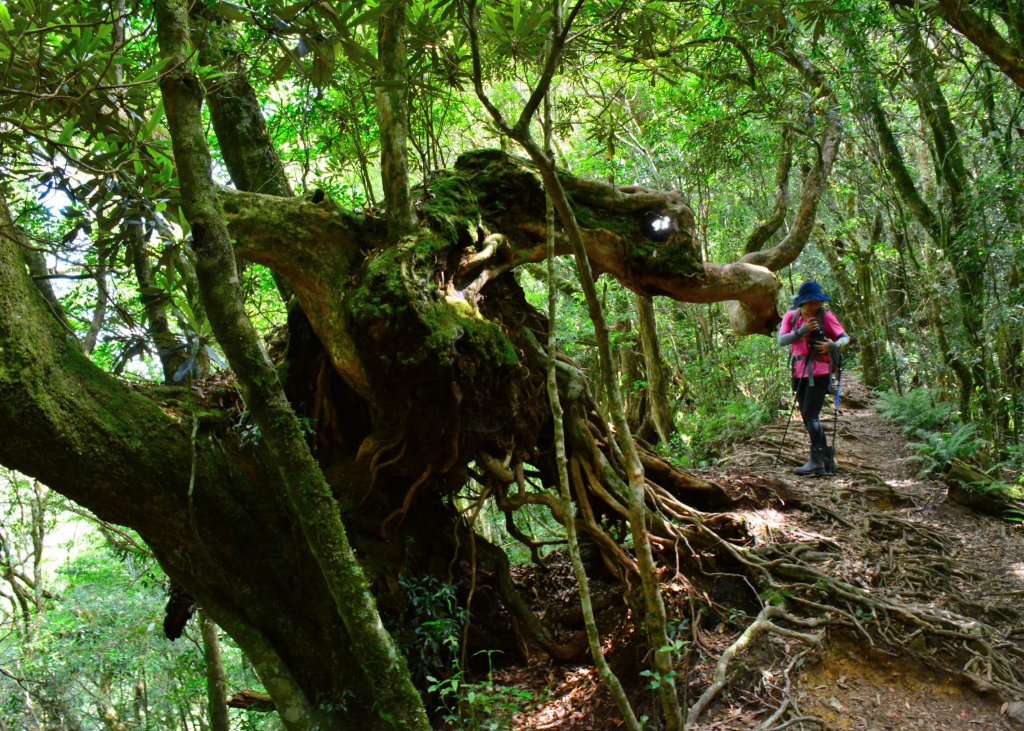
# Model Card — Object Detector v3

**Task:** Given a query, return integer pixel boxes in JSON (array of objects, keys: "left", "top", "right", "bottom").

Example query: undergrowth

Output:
[
  {"left": 874, "top": 388, "right": 982, "bottom": 475},
  {"left": 428, "top": 651, "right": 546, "bottom": 731},
  {"left": 667, "top": 395, "right": 779, "bottom": 468},
  {"left": 875, "top": 387, "right": 1024, "bottom": 522}
]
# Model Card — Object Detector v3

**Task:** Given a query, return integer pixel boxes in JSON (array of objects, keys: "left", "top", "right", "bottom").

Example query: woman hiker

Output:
[{"left": 778, "top": 281, "right": 850, "bottom": 476}]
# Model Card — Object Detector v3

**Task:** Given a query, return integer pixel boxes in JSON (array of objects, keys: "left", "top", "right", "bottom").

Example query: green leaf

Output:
[
  {"left": 311, "top": 49, "right": 335, "bottom": 88},
  {"left": 57, "top": 118, "right": 77, "bottom": 145},
  {"left": 351, "top": 2, "right": 393, "bottom": 28},
  {"left": 812, "top": 14, "right": 825, "bottom": 44},
  {"left": 338, "top": 36, "right": 379, "bottom": 71},
  {"left": 176, "top": 204, "right": 190, "bottom": 235},
  {"left": 269, "top": 53, "right": 294, "bottom": 83},
  {"left": 0, "top": 3, "right": 13, "bottom": 32},
  {"left": 520, "top": 5, "right": 551, "bottom": 37},
  {"left": 131, "top": 56, "right": 172, "bottom": 85},
  {"left": 483, "top": 7, "right": 508, "bottom": 42},
  {"left": 141, "top": 100, "right": 165, "bottom": 140},
  {"left": 276, "top": 2, "right": 308, "bottom": 22},
  {"left": 216, "top": 0, "right": 251, "bottom": 24}
]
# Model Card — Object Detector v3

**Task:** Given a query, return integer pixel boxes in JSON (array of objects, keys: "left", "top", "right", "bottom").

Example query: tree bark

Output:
[
  {"left": 905, "top": 21, "right": 1000, "bottom": 429},
  {"left": 636, "top": 294, "right": 676, "bottom": 444},
  {"left": 200, "top": 611, "right": 230, "bottom": 731},
  {"left": 4, "top": 198, "right": 74, "bottom": 337},
  {"left": 817, "top": 199, "right": 883, "bottom": 389},
  {"left": 0, "top": 192, "right": 332, "bottom": 727},
  {"left": 82, "top": 255, "right": 108, "bottom": 355},
  {"left": 376, "top": 0, "right": 417, "bottom": 243},
  {"left": 892, "top": 0, "right": 1024, "bottom": 91},
  {"left": 743, "top": 127, "right": 792, "bottom": 255},
  {"left": 152, "top": 2, "right": 429, "bottom": 729},
  {"left": 190, "top": 7, "right": 294, "bottom": 304},
  {"left": 862, "top": 72, "right": 977, "bottom": 417},
  {"left": 127, "top": 226, "right": 190, "bottom": 383}
]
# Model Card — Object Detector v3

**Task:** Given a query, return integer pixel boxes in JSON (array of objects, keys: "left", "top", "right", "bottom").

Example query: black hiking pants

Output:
[{"left": 792, "top": 376, "right": 828, "bottom": 447}]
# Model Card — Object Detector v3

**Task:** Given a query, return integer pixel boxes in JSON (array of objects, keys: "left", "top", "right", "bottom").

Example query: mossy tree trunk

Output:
[
  {"left": 636, "top": 294, "right": 677, "bottom": 444},
  {"left": 375, "top": 0, "right": 417, "bottom": 244},
  {"left": 892, "top": 0, "right": 1024, "bottom": 91},
  {"left": 153, "top": 2, "right": 430, "bottom": 729},
  {"left": 0, "top": 11, "right": 843, "bottom": 718},
  {"left": 200, "top": 611, "right": 230, "bottom": 731},
  {"left": 817, "top": 202, "right": 883, "bottom": 390},
  {"left": 2, "top": 120, "right": 819, "bottom": 724}
]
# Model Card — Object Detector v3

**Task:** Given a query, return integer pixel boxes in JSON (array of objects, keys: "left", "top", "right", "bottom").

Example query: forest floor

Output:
[{"left": 489, "top": 379, "right": 1024, "bottom": 730}]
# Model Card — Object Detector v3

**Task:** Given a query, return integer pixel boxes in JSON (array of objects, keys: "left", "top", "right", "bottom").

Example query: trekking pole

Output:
[
  {"left": 774, "top": 359, "right": 810, "bottom": 467},
  {"left": 774, "top": 344, "right": 815, "bottom": 468},
  {"left": 774, "top": 389, "right": 799, "bottom": 467},
  {"left": 828, "top": 363, "right": 843, "bottom": 475}
]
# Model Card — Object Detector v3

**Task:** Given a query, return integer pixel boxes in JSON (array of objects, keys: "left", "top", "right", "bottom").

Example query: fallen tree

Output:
[
  {"left": 0, "top": 0, "right": 849, "bottom": 720},
  {"left": 0, "top": 137, "right": 830, "bottom": 728}
]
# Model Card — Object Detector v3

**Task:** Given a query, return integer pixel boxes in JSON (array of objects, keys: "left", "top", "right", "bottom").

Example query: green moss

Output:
[
  {"left": 647, "top": 240, "right": 703, "bottom": 277},
  {"left": 145, "top": 384, "right": 190, "bottom": 400},
  {"left": 348, "top": 230, "right": 520, "bottom": 377},
  {"left": 419, "top": 173, "right": 483, "bottom": 245},
  {"left": 347, "top": 245, "right": 412, "bottom": 325},
  {"left": 420, "top": 301, "right": 520, "bottom": 369},
  {"left": 345, "top": 166, "right": 528, "bottom": 397},
  {"left": 421, "top": 174, "right": 479, "bottom": 219},
  {"left": 420, "top": 303, "right": 463, "bottom": 365}
]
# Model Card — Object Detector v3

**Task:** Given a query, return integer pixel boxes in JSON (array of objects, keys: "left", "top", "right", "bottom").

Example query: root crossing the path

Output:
[{"left": 493, "top": 378, "right": 1024, "bottom": 730}]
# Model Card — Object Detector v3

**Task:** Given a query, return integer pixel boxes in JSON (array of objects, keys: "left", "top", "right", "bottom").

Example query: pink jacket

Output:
[{"left": 780, "top": 309, "right": 846, "bottom": 379}]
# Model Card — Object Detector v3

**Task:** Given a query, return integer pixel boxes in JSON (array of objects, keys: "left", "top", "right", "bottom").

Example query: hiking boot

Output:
[
  {"left": 822, "top": 444, "right": 835, "bottom": 475},
  {"left": 794, "top": 444, "right": 826, "bottom": 476}
]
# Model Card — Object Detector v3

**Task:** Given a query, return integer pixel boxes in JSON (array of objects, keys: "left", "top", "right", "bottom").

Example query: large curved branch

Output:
[
  {"left": 744, "top": 127, "right": 793, "bottom": 255},
  {"left": 0, "top": 196, "right": 192, "bottom": 534},
  {"left": 1, "top": 194, "right": 414, "bottom": 726},
  {"left": 863, "top": 91, "right": 939, "bottom": 242},
  {"left": 892, "top": 0, "right": 1024, "bottom": 91},
  {"left": 219, "top": 189, "right": 371, "bottom": 275},
  {"left": 220, "top": 189, "right": 377, "bottom": 397},
  {"left": 222, "top": 151, "right": 779, "bottom": 339},
  {"left": 512, "top": 229, "right": 780, "bottom": 334},
  {"left": 554, "top": 175, "right": 782, "bottom": 333},
  {"left": 739, "top": 38, "right": 843, "bottom": 273}
]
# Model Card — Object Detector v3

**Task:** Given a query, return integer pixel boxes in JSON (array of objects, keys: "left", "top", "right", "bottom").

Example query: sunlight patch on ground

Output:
[
  {"left": 795, "top": 640, "right": 1011, "bottom": 730},
  {"left": 508, "top": 666, "right": 598, "bottom": 731},
  {"left": 886, "top": 478, "right": 917, "bottom": 489},
  {"left": 739, "top": 508, "right": 832, "bottom": 545},
  {"left": 740, "top": 508, "right": 789, "bottom": 543},
  {"left": 1011, "top": 563, "right": 1024, "bottom": 583}
]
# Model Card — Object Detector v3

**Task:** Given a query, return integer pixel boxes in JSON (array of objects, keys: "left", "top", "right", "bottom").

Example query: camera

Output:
[{"left": 807, "top": 326, "right": 828, "bottom": 360}]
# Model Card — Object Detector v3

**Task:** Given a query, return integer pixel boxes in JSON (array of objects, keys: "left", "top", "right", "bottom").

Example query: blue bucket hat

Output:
[{"left": 792, "top": 280, "right": 831, "bottom": 307}]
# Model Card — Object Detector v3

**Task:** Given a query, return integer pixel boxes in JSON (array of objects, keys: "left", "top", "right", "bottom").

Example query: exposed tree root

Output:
[
  {"left": 470, "top": 360, "right": 1024, "bottom": 725},
  {"left": 224, "top": 177, "right": 1024, "bottom": 725},
  {"left": 686, "top": 605, "right": 823, "bottom": 727}
]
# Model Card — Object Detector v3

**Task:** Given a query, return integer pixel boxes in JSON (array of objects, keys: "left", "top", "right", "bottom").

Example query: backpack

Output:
[{"left": 787, "top": 309, "right": 840, "bottom": 386}]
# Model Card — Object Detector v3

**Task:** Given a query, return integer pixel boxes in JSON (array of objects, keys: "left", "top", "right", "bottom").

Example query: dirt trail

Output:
[
  {"left": 496, "top": 380, "right": 1024, "bottom": 730},
  {"left": 722, "top": 378, "right": 1024, "bottom": 730}
]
